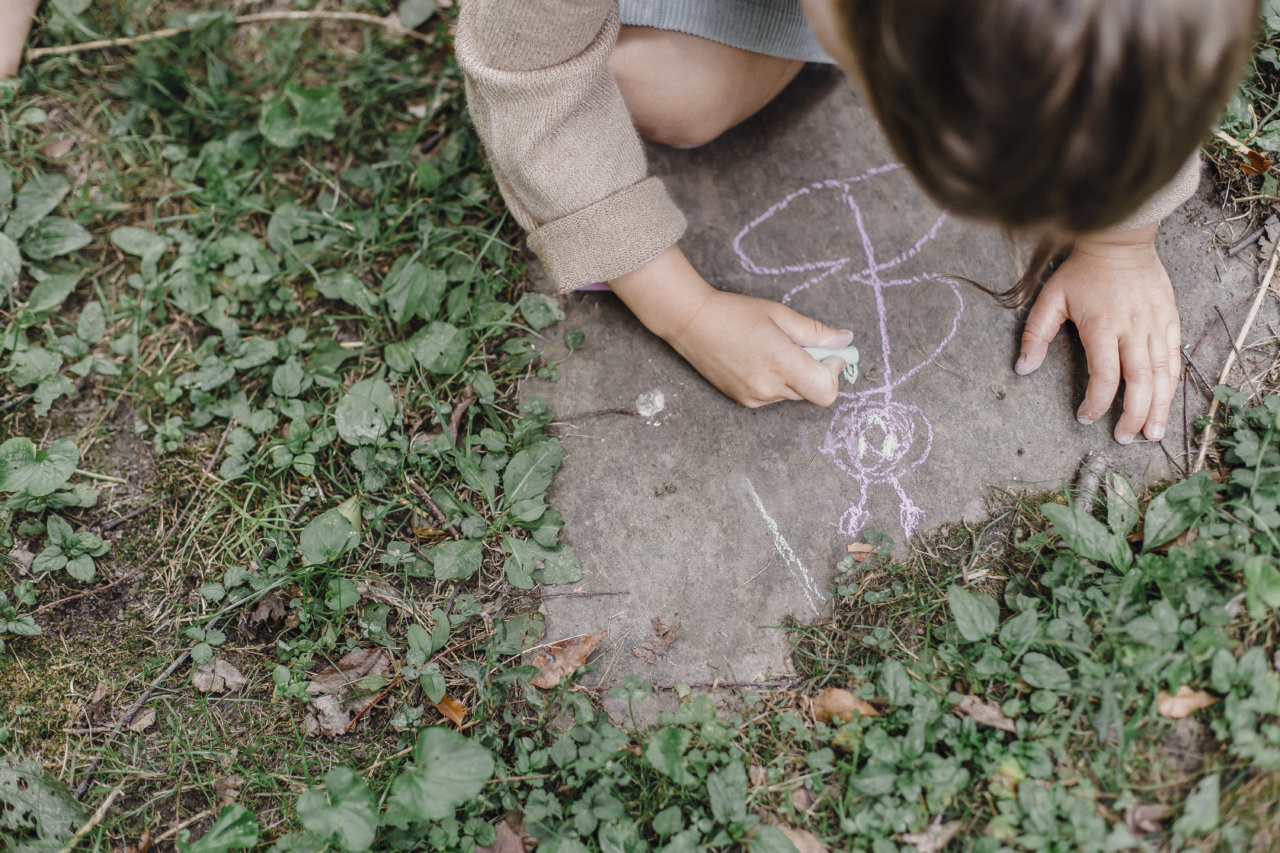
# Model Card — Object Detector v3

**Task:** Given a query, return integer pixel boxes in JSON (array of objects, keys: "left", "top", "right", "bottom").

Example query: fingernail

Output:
[
  {"left": 822, "top": 356, "right": 846, "bottom": 378},
  {"left": 1077, "top": 411, "right": 1095, "bottom": 426},
  {"left": 1147, "top": 423, "right": 1165, "bottom": 440},
  {"left": 1115, "top": 429, "right": 1135, "bottom": 445},
  {"left": 1014, "top": 355, "right": 1032, "bottom": 375},
  {"left": 823, "top": 330, "right": 855, "bottom": 348}
]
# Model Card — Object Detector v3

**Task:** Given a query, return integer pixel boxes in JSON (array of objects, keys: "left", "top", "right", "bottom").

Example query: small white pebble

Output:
[{"left": 636, "top": 390, "right": 665, "bottom": 419}]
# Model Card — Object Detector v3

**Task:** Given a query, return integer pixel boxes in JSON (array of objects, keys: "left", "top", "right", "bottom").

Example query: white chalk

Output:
[{"left": 802, "top": 344, "right": 859, "bottom": 384}]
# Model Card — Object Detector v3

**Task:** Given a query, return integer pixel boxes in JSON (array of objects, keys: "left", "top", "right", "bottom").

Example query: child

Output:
[
  {"left": 456, "top": 0, "right": 1258, "bottom": 446},
  {"left": 0, "top": 0, "right": 39, "bottom": 79}
]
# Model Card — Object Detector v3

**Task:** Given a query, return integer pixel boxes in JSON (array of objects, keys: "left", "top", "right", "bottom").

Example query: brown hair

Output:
[{"left": 840, "top": 0, "right": 1259, "bottom": 306}]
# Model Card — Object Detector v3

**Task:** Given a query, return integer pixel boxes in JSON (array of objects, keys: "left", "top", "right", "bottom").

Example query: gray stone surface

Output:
[{"left": 521, "top": 66, "right": 1275, "bottom": 694}]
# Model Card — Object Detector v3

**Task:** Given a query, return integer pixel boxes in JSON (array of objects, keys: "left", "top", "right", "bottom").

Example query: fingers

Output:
[
  {"left": 784, "top": 351, "right": 841, "bottom": 407},
  {"left": 1016, "top": 285, "right": 1068, "bottom": 375},
  {"left": 1077, "top": 327, "right": 1121, "bottom": 427},
  {"left": 1142, "top": 320, "right": 1181, "bottom": 442},
  {"left": 771, "top": 304, "right": 852, "bottom": 349},
  {"left": 1114, "top": 337, "right": 1154, "bottom": 445}
]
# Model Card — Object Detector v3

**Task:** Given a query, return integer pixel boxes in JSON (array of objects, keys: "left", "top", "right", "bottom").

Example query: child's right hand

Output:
[
  {"left": 610, "top": 246, "right": 850, "bottom": 408},
  {"left": 1, "top": 0, "right": 41, "bottom": 79}
]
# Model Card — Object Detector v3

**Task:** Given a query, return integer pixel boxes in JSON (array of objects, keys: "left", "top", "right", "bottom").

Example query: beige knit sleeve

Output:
[
  {"left": 454, "top": 0, "right": 687, "bottom": 292},
  {"left": 1116, "top": 154, "right": 1201, "bottom": 231}
]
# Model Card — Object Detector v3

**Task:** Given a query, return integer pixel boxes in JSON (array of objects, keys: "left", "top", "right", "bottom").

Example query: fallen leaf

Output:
[
  {"left": 249, "top": 588, "right": 290, "bottom": 625},
  {"left": 127, "top": 707, "right": 157, "bottom": 733},
  {"left": 193, "top": 659, "right": 249, "bottom": 694},
  {"left": 532, "top": 633, "right": 605, "bottom": 688},
  {"left": 431, "top": 693, "right": 468, "bottom": 728},
  {"left": 791, "top": 787, "right": 816, "bottom": 812},
  {"left": 951, "top": 693, "right": 1017, "bottom": 733},
  {"left": 7, "top": 547, "right": 36, "bottom": 570},
  {"left": 304, "top": 648, "right": 392, "bottom": 737},
  {"left": 1124, "top": 803, "right": 1170, "bottom": 834},
  {"left": 124, "top": 830, "right": 152, "bottom": 853},
  {"left": 1157, "top": 685, "right": 1220, "bottom": 719},
  {"left": 632, "top": 618, "right": 680, "bottom": 665},
  {"left": 212, "top": 774, "right": 244, "bottom": 807},
  {"left": 87, "top": 682, "right": 111, "bottom": 721},
  {"left": 41, "top": 136, "right": 75, "bottom": 159},
  {"left": 1242, "top": 150, "right": 1274, "bottom": 176},
  {"left": 811, "top": 687, "right": 879, "bottom": 724},
  {"left": 899, "top": 820, "right": 961, "bottom": 853},
  {"left": 846, "top": 542, "right": 876, "bottom": 563},
  {"left": 749, "top": 763, "right": 766, "bottom": 788},
  {"left": 477, "top": 814, "right": 524, "bottom": 853},
  {"left": 406, "top": 103, "right": 429, "bottom": 120},
  {"left": 777, "top": 824, "right": 828, "bottom": 853}
]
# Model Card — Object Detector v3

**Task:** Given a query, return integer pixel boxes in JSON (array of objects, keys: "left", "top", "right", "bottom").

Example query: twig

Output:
[
  {"left": 1180, "top": 346, "right": 1215, "bottom": 393},
  {"left": 447, "top": 385, "right": 477, "bottom": 446},
  {"left": 346, "top": 676, "right": 406, "bottom": 732},
  {"left": 257, "top": 496, "right": 312, "bottom": 566},
  {"left": 73, "top": 468, "right": 128, "bottom": 485},
  {"left": 1214, "top": 305, "right": 1265, "bottom": 401},
  {"left": 553, "top": 408, "right": 639, "bottom": 423},
  {"left": 1194, "top": 243, "right": 1280, "bottom": 472},
  {"left": 25, "top": 10, "right": 431, "bottom": 60},
  {"left": 0, "top": 392, "right": 35, "bottom": 414},
  {"left": 57, "top": 786, "right": 123, "bottom": 852},
  {"left": 1216, "top": 129, "right": 1254, "bottom": 156},
  {"left": 512, "top": 589, "right": 630, "bottom": 599},
  {"left": 100, "top": 491, "right": 188, "bottom": 532},
  {"left": 150, "top": 808, "right": 215, "bottom": 844},
  {"left": 443, "top": 583, "right": 462, "bottom": 616},
  {"left": 1227, "top": 226, "right": 1266, "bottom": 257},
  {"left": 578, "top": 678, "right": 799, "bottom": 692},
  {"left": 409, "top": 479, "right": 460, "bottom": 538}
]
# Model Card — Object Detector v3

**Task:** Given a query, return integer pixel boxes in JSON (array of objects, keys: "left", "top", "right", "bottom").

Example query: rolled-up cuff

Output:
[
  {"left": 1117, "top": 154, "right": 1201, "bottom": 230},
  {"left": 528, "top": 176, "right": 688, "bottom": 292}
]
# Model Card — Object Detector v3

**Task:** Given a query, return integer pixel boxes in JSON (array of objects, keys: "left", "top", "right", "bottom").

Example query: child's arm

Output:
[
  {"left": 0, "top": 0, "right": 40, "bottom": 78},
  {"left": 1014, "top": 223, "right": 1179, "bottom": 445}
]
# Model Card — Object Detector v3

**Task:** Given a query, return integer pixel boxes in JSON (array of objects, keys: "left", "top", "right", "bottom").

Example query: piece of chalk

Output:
[{"left": 802, "top": 344, "right": 860, "bottom": 385}]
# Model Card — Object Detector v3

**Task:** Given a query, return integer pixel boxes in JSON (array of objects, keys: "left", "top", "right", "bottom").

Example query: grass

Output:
[{"left": 1, "top": 2, "right": 1280, "bottom": 852}]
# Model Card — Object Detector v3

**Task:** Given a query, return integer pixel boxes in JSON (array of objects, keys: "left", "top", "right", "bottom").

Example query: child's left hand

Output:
[{"left": 1014, "top": 223, "right": 1180, "bottom": 445}]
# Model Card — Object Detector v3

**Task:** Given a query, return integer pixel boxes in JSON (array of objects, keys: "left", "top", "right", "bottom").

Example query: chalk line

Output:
[{"left": 744, "top": 477, "right": 826, "bottom": 616}]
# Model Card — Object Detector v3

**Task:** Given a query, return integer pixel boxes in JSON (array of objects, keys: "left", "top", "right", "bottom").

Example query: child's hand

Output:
[
  {"left": 1, "top": 0, "right": 41, "bottom": 78},
  {"left": 1015, "top": 224, "right": 1180, "bottom": 444},
  {"left": 610, "top": 246, "right": 850, "bottom": 407}
]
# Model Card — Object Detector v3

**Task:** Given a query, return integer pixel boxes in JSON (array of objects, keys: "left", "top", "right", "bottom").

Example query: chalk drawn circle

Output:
[{"left": 822, "top": 398, "right": 932, "bottom": 482}]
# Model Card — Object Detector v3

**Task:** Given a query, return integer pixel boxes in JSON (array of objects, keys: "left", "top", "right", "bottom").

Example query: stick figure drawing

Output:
[{"left": 733, "top": 164, "right": 965, "bottom": 540}]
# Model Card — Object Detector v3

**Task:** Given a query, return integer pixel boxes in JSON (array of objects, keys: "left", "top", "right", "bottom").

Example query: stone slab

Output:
[{"left": 521, "top": 66, "right": 1275, "bottom": 694}]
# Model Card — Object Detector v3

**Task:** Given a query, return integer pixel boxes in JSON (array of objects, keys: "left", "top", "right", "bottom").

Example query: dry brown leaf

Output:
[
  {"left": 87, "top": 682, "right": 111, "bottom": 721},
  {"left": 532, "top": 633, "right": 605, "bottom": 688},
  {"left": 899, "top": 820, "right": 961, "bottom": 853},
  {"left": 127, "top": 707, "right": 157, "bottom": 733},
  {"left": 846, "top": 542, "right": 876, "bottom": 563},
  {"left": 477, "top": 815, "right": 525, "bottom": 853},
  {"left": 41, "top": 136, "right": 75, "bottom": 159},
  {"left": 303, "top": 648, "right": 392, "bottom": 737},
  {"left": 193, "top": 659, "right": 248, "bottom": 694},
  {"left": 249, "top": 588, "right": 290, "bottom": 625},
  {"left": 7, "top": 547, "right": 36, "bottom": 570},
  {"left": 952, "top": 694, "right": 1017, "bottom": 733},
  {"left": 124, "top": 830, "right": 152, "bottom": 853},
  {"left": 777, "top": 824, "right": 828, "bottom": 853},
  {"left": 811, "top": 687, "right": 879, "bottom": 724},
  {"left": 633, "top": 618, "right": 681, "bottom": 665},
  {"left": 431, "top": 693, "right": 468, "bottom": 728},
  {"left": 791, "top": 787, "right": 816, "bottom": 812},
  {"left": 213, "top": 775, "right": 244, "bottom": 807},
  {"left": 1124, "top": 803, "right": 1170, "bottom": 834},
  {"left": 749, "top": 763, "right": 766, "bottom": 788},
  {"left": 1157, "top": 685, "right": 1220, "bottom": 719}
]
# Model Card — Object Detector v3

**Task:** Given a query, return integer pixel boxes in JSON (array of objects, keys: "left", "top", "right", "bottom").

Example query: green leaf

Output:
[
  {"left": 503, "top": 439, "right": 564, "bottom": 506},
  {"left": 384, "top": 341, "right": 416, "bottom": 374},
  {"left": 645, "top": 727, "right": 696, "bottom": 785},
  {"left": 518, "top": 293, "right": 566, "bottom": 331},
  {"left": 531, "top": 540, "right": 582, "bottom": 585},
  {"left": 0, "top": 761, "right": 90, "bottom": 846},
  {"left": 706, "top": 761, "right": 748, "bottom": 825},
  {"left": 297, "top": 768, "right": 378, "bottom": 852},
  {"left": 503, "top": 535, "right": 536, "bottom": 589},
  {"left": 421, "top": 670, "right": 446, "bottom": 704},
  {"left": 4, "top": 172, "right": 70, "bottom": 241},
  {"left": 77, "top": 300, "right": 106, "bottom": 343},
  {"left": 1143, "top": 472, "right": 1218, "bottom": 551},
  {"left": 65, "top": 554, "right": 95, "bottom": 581},
  {"left": 0, "top": 232, "right": 19, "bottom": 291},
  {"left": 1020, "top": 652, "right": 1071, "bottom": 692},
  {"left": 258, "top": 98, "right": 305, "bottom": 149},
  {"left": 948, "top": 584, "right": 999, "bottom": 642},
  {"left": 1106, "top": 473, "right": 1140, "bottom": 537},
  {"left": 0, "top": 437, "right": 79, "bottom": 496},
  {"left": 1041, "top": 502, "right": 1120, "bottom": 566},
  {"left": 1244, "top": 556, "right": 1280, "bottom": 620},
  {"left": 9, "top": 346, "right": 63, "bottom": 387},
  {"left": 32, "top": 546, "right": 67, "bottom": 573},
  {"left": 298, "top": 508, "right": 361, "bottom": 565},
  {"left": 425, "top": 538, "right": 483, "bottom": 580},
  {"left": 334, "top": 378, "right": 397, "bottom": 446},
  {"left": 410, "top": 321, "right": 469, "bottom": 375},
  {"left": 315, "top": 272, "right": 377, "bottom": 315},
  {"left": 398, "top": 0, "right": 436, "bottom": 29},
  {"left": 259, "top": 84, "right": 344, "bottom": 149},
  {"left": 272, "top": 359, "right": 309, "bottom": 399},
  {"left": 382, "top": 261, "right": 445, "bottom": 325},
  {"left": 385, "top": 727, "right": 495, "bottom": 826},
  {"left": 748, "top": 825, "right": 800, "bottom": 853},
  {"left": 1173, "top": 774, "right": 1219, "bottom": 838},
  {"left": 21, "top": 218, "right": 92, "bottom": 260},
  {"left": 177, "top": 804, "right": 259, "bottom": 853},
  {"left": 998, "top": 609, "right": 1040, "bottom": 654},
  {"left": 26, "top": 273, "right": 79, "bottom": 313}
]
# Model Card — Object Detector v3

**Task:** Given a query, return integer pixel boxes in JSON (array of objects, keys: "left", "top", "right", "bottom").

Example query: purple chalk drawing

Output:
[{"left": 733, "top": 165, "right": 963, "bottom": 540}]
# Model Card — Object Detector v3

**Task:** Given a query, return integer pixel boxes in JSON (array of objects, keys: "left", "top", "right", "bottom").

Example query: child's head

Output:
[{"left": 806, "top": 0, "right": 1257, "bottom": 236}]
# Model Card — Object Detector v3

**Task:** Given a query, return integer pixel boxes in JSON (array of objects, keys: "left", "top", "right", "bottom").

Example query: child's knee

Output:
[{"left": 634, "top": 108, "right": 735, "bottom": 150}]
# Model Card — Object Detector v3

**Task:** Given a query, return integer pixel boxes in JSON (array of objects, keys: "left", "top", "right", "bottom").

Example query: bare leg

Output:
[
  {"left": 1, "top": 0, "right": 41, "bottom": 77},
  {"left": 610, "top": 25, "right": 804, "bottom": 149}
]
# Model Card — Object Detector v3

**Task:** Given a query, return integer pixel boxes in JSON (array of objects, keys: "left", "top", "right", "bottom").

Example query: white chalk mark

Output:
[
  {"left": 744, "top": 477, "right": 825, "bottom": 615},
  {"left": 636, "top": 390, "right": 665, "bottom": 418}
]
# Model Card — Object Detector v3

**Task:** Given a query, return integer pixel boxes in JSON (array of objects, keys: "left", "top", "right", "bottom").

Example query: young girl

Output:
[{"left": 456, "top": 0, "right": 1258, "bottom": 446}]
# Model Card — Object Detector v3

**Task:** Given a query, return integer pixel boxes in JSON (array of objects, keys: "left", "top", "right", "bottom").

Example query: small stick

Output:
[
  {"left": 447, "top": 385, "right": 477, "bottom": 445},
  {"left": 409, "top": 480, "right": 460, "bottom": 538},
  {"left": 1226, "top": 226, "right": 1266, "bottom": 257},
  {"left": 1214, "top": 305, "right": 1265, "bottom": 401},
  {"left": 1073, "top": 451, "right": 1110, "bottom": 511},
  {"left": 56, "top": 786, "right": 123, "bottom": 852},
  {"left": 72, "top": 469, "right": 128, "bottom": 484},
  {"left": 553, "top": 408, "right": 639, "bottom": 423},
  {"left": 25, "top": 10, "right": 431, "bottom": 60},
  {"left": 512, "top": 589, "right": 630, "bottom": 599},
  {"left": 150, "top": 808, "right": 215, "bottom": 844},
  {"left": 1180, "top": 346, "right": 1215, "bottom": 393},
  {"left": 100, "top": 491, "right": 188, "bottom": 532},
  {"left": 1194, "top": 243, "right": 1280, "bottom": 472}
]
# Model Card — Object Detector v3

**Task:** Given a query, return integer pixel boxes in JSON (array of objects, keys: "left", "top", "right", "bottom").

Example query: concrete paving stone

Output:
[{"left": 519, "top": 66, "right": 1277, "bottom": 704}]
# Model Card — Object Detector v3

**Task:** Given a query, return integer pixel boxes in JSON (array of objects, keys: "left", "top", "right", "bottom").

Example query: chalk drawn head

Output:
[{"left": 733, "top": 165, "right": 962, "bottom": 540}]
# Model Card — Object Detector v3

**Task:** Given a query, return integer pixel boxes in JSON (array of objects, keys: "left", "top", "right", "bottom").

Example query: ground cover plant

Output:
[{"left": 2, "top": 2, "right": 1280, "bottom": 852}]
